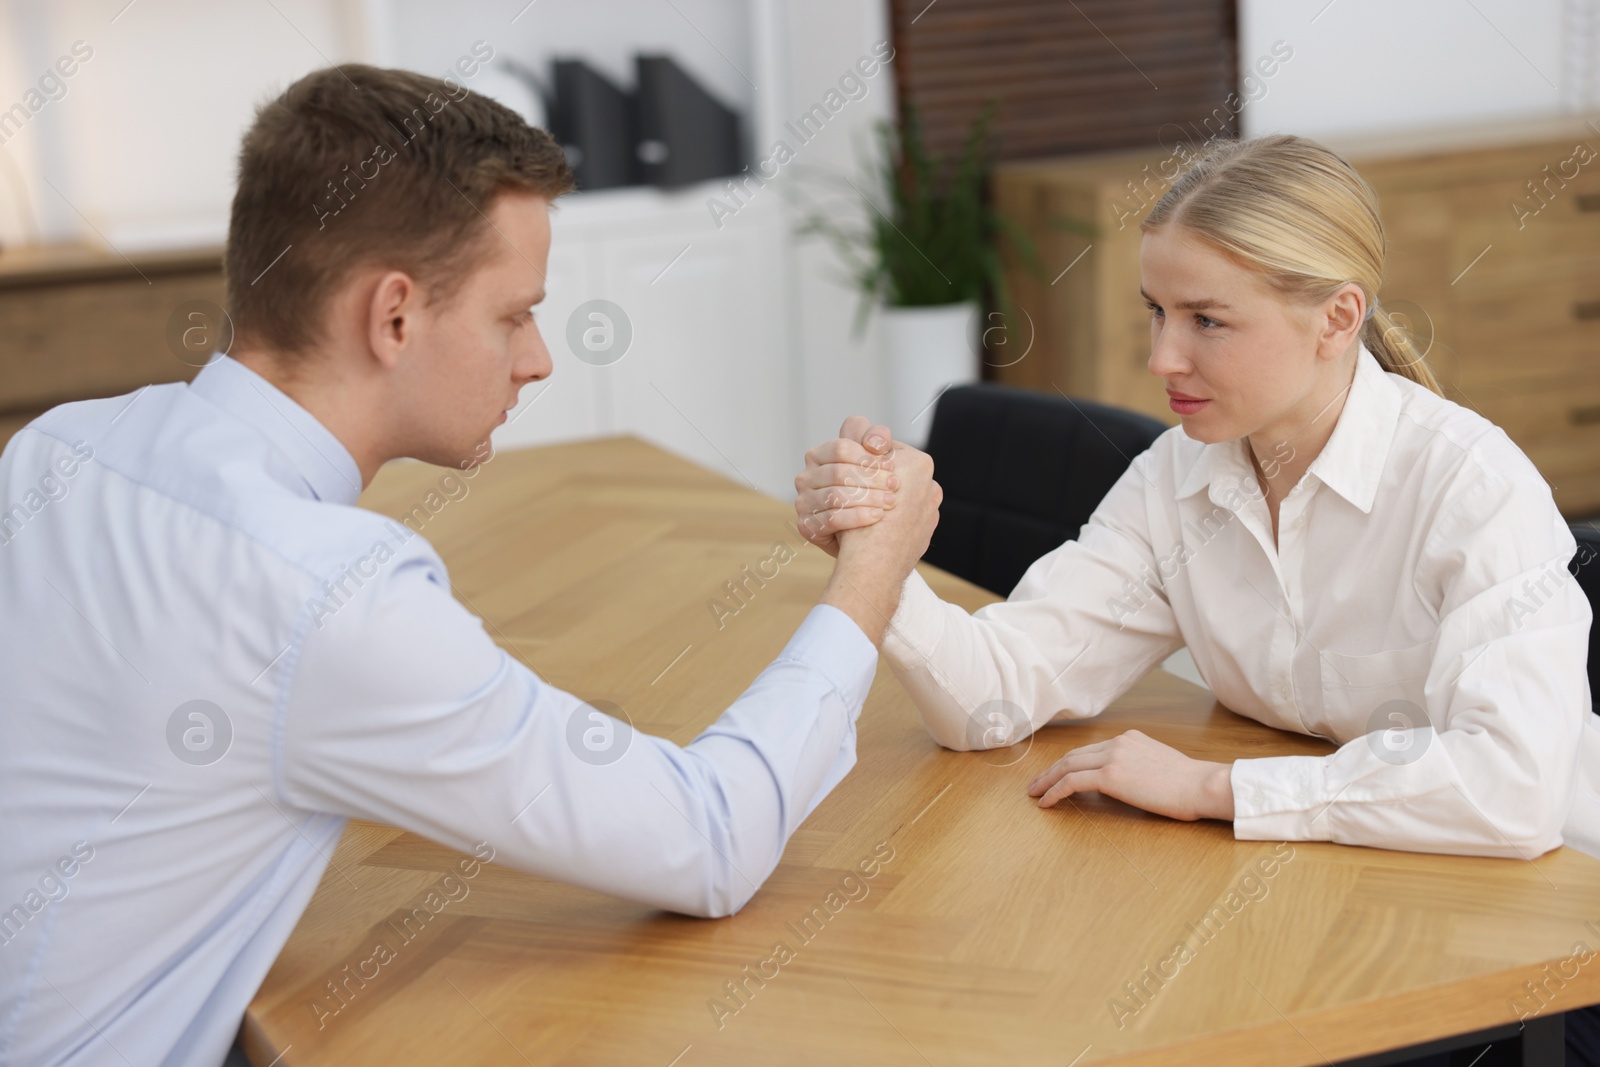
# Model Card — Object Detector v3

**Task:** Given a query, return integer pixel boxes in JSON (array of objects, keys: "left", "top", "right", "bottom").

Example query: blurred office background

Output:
[{"left": 0, "top": 0, "right": 1596, "bottom": 514}]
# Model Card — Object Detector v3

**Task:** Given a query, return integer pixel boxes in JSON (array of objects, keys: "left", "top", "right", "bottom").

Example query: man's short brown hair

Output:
[{"left": 226, "top": 64, "right": 574, "bottom": 353}]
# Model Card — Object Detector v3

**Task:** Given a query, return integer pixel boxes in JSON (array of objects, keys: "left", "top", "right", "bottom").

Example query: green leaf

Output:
[{"left": 791, "top": 99, "right": 1061, "bottom": 335}]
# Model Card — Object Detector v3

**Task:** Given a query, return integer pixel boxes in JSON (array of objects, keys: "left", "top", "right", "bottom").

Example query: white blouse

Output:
[{"left": 881, "top": 344, "right": 1599, "bottom": 860}]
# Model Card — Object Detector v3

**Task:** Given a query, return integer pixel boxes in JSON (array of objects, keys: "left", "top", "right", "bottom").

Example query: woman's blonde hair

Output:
[{"left": 1140, "top": 134, "right": 1443, "bottom": 396}]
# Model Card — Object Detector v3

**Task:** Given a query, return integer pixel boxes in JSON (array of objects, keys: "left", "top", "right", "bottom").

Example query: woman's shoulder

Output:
[
  {"left": 1392, "top": 372, "right": 1509, "bottom": 450},
  {"left": 1389, "top": 374, "right": 1543, "bottom": 490},
  {"left": 1386, "top": 373, "right": 1566, "bottom": 543}
]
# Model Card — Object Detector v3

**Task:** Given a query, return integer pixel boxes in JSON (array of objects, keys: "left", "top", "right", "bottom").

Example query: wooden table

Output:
[{"left": 243, "top": 436, "right": 1600, "bottom": 1066}]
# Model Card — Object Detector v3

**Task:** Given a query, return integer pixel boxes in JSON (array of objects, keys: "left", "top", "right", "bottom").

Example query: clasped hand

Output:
[
  {"left": 794, "top": 417, "right": 1235, "bottom": 824},
  {"left": 795, "top": 416, "right": 942, "bottom": 567},
  {"left": 798, "top": 418, "right": 942, "bottom": 646}
]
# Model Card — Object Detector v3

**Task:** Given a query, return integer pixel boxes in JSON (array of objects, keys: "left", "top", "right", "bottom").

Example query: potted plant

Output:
[{"left": 797, "top": 102, "right": 1042, "bottom": 444}]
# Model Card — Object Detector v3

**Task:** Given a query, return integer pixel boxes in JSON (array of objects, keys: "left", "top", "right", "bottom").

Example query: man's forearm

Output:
[
  {"left": 812, "top": 440, "right": 939, "bottom": 647},
  {"left": 818, "top": 540, "right": 910, "bottom": 647}
]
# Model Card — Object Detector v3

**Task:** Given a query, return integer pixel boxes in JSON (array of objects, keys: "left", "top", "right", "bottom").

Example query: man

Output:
[{"left": 0, "top": 65, "right": 936, "bottom": 1066}]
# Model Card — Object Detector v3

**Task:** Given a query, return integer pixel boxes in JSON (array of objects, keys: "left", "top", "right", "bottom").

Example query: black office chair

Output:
[
  {"left": 921, "top": 383, "right": 1170, "bottom": 598},
  {"left": 1573, "top": 520, "right": 1600, "bottom": 717}
]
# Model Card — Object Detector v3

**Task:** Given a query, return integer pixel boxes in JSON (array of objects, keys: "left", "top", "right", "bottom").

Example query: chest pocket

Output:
[{"left": 1316, "top": 638, "right": 1436, "bottom": 738}]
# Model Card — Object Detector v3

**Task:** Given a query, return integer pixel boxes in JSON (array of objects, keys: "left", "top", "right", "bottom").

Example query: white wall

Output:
[
  {"left": 0, "top": 0, "right": 357, "bottom": 249},
  {"left": 1238, "top": 0, "right": 1591, "bottom": 141}
]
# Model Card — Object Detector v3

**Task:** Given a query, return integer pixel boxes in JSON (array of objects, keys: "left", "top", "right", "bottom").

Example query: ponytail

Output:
[{"left": 1363, "top": 304, "right": 1444, "bottom": 396}]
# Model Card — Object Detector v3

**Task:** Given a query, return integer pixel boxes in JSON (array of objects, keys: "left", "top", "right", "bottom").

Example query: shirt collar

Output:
[
  {"left": 188, "top": 354, "right": 364, "bottom": 506},
  {"left": 1304, "top": 343, "right": 1402, "bottom": 513},
  {"left": 1173, "top": 343, "right": 1402, "bottom": 514}
]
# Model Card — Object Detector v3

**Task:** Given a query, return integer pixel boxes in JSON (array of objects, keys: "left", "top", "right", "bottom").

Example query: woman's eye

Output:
[
  {"left": 1145, "top": 301, "right": 1163, "bottom": 318},
  {"left": 1196, "top": 314, "right": 1221, "bottom": 329}
]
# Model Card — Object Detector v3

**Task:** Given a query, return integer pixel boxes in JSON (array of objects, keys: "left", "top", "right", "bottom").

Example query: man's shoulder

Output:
[{"left": 11, "top": 384, "right": 443, "bottom": 586}]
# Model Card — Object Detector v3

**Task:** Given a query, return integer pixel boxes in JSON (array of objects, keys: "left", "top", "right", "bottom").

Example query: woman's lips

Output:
[{"left": 1167, "top": 390, "right": 1209, "bottom": 414}]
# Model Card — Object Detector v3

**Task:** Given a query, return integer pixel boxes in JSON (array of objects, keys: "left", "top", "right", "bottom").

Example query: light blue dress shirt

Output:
[{"left": 0, "top": 355, "right": 877, "bottom": 1067}]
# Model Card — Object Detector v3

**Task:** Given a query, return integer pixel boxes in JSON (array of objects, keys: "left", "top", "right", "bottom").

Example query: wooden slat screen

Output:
[{"left": 887, "top": 0, "right": 1240, "bottom": 162}]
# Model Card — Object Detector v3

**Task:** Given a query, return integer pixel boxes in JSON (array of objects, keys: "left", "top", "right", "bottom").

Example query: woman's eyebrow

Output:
[{"left": 1139, "top": 287, "right": 1234, "bottom": 311}]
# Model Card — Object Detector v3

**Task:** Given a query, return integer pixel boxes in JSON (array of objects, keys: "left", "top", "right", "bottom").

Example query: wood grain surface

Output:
[{"left": 243, "top": 436, "right": 1600, "bottom": 1066}]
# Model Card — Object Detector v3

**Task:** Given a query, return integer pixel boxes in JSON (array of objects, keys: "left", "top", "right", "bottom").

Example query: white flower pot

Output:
[{"left": 880, "top": 301, "right": 979, "bottom": 447}]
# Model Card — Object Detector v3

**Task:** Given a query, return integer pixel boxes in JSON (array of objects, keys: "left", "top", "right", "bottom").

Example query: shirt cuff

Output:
[
  {"left": 777, "top": 604, "right": 880, "bottom": 712},
  {"left": 1231, "top": 755, "right": 1335, "bottom": 842},
  {"left": 880, "top": 568, "right": 946, "bottom": 671}
]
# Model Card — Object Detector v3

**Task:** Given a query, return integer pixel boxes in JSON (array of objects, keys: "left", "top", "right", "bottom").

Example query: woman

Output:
[{"left": 794, "top": 134, "right": 1598, "bottom": 863}]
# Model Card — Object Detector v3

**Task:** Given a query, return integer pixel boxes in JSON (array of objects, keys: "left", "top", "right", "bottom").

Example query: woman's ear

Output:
[{"left": 1316, "top": 283, "right": 1366, "bottom": 361}]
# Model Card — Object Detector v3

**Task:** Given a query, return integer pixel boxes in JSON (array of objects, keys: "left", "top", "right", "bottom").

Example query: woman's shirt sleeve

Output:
[
  {"left": 1230, "top": 463, "right": 1591, "bottom": 857},
  {"left": 879, "top": 451, "right": 1185, "bottom": 751}
]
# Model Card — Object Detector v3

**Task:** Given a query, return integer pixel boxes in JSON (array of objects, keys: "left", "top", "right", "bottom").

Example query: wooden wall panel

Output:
[{"left": 886, "top": 0, "right": 1240, "bottom": 163}]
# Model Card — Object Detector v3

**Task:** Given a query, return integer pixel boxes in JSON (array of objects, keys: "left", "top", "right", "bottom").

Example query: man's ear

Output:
[
  {"left": 367, "top": 269, "right": 420, "bottom": 370},
  {"left": 1317, "top": 283, "right": 1366, "bottom": 362}
]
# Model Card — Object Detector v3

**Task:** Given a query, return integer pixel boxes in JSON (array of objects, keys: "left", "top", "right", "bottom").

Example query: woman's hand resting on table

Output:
[{"left": 1027, "top": 730, "right": 1235, "bottom": 821}]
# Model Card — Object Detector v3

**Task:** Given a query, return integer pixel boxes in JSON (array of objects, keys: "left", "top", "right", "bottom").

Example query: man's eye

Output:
[
  {"left": 1145, "top": 301, "right": 1163, "bottom": 317},
  {"left": 1196, "top": 314, "right": 1221, "bottom": 329},
  {"left": 512, "top": 309, "right": 534, "bottom": 326}
]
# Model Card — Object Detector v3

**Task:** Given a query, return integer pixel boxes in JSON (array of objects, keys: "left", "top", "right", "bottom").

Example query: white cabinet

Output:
[
  {"left": 492, "top": 184, "right": 795, "bottom": 497},
  {"left": 597, "top": 203, "right": 792, "bottom": 496}
]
